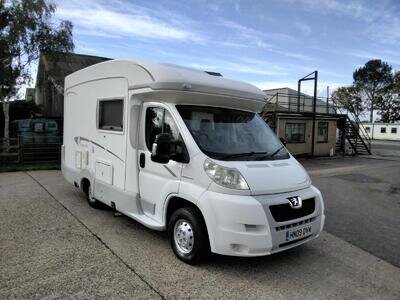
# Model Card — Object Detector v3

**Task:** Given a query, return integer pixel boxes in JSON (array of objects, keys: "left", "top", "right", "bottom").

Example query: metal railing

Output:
[
  {"left": 263, "top": 92, "right": 338, "bottom": 115},
  {"left": 0, "top": 136, "right": 62, "bottom": 164},
  {"left": 263, "top": 92, "right": 372, "bottom": 155},
  {"left": 329, "top": 97, "right": 372, "bottom": 153},
  {"left": 0, "top": 138, "right": 20, "bottom": 163}
]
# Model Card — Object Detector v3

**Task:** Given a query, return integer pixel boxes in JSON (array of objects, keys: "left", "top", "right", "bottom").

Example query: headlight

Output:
[{"left": 204, "top": 159, "right": 249, "bottom": 190}]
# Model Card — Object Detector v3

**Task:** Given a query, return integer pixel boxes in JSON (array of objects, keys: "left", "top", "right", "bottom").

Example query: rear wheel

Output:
[
  {"left": 86, "top": 184, "right": 102, "bottom": 209},
  {"left": 168, "top": 207, "right": 210, "bottom": 264}
]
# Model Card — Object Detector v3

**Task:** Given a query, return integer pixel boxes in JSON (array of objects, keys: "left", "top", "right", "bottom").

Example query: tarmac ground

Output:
[{"left": 1, "top": 156, "right": 400, "bottom": 299}]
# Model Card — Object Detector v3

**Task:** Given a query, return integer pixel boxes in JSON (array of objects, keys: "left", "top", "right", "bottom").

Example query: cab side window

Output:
[
  {"left": 164, "top": 110, "right": 180, "bottom": 141},
  {"left": 145, "top": 107, "right": 181, "bottom": 151},
  {"left": 145, "top": 107, "right": 163, "bottom": 151}
]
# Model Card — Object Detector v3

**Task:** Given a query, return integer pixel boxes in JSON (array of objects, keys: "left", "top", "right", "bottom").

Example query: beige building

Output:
[
  {"left": 262, "top": 87, "right": 369, "bottom": 157},
  {"left": 265, "top": 111, "right": 338, "bottom": 157}
]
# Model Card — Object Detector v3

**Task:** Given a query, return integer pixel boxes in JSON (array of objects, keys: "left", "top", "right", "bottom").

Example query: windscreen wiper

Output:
[
  {"left": 221, "top": 151, "right": 269, "bottom": 160},
  {"left": 256, "top": 146, "right": 285, "bottom": 160}
]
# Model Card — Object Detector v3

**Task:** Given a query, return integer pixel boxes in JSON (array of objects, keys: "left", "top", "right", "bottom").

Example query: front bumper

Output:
[{"left": 198, "top": 185, "right": 325, "bottom": 256}]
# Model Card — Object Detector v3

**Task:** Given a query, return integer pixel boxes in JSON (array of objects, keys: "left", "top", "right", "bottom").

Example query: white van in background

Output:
[{"left": 62, "top": 59, "right": 325, "bottom": 264}]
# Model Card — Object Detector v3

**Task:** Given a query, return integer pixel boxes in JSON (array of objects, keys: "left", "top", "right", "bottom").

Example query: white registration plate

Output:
[{"left": 285, "top": 226, "right": 312, "bottom": 242}]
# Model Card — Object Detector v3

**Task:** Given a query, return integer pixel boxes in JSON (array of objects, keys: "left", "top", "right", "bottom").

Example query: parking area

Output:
[
  {"left": 1, "top": 157, "right": 400, "bottom": 299},
  {"left": 371, "top": 140, "right": 400, "bottom": 157}
]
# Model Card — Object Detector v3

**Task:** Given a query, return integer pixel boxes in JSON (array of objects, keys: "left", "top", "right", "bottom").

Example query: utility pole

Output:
[{"left": 326, "top": 86, "right": 329, "bottom": 114}]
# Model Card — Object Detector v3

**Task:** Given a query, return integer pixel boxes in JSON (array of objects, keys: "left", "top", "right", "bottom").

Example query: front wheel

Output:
[
  {"left": 168, "top": 207, "right": 210, "bottom": 264},
  {"left": 86, "top": 185, "right": 102, "bottom": 209}
]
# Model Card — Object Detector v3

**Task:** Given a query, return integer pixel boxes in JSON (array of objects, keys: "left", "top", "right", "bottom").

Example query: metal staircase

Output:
[
  {"left": 332, "top": 99, "right": 372, "bottom": 155},
  {"left": 262, "top": 92, "right": 372, "bottom": 156}
]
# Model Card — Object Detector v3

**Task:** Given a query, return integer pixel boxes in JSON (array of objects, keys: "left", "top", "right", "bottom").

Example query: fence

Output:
[
  {"left": 0, "top": 138, "right": 20, "bottom": 163},
  {"left": 0, "top": 136, "right": 62, "bottom": 164}
]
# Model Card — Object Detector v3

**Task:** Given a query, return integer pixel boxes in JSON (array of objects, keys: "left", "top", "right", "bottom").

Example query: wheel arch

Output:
[
  {"left": 80, "top": 177, "right": 91, "bottom": 195},
  {"left": 165, "top": 196, "right": 209, "bottom": 236}
]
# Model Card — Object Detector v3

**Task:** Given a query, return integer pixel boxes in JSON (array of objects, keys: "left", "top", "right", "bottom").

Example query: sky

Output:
[{"left": 51, "top": 0, "right": 400, "bottom": 96}]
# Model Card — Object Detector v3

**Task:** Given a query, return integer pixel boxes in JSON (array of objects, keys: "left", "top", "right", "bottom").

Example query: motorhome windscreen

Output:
[{"left": 176, "top": 105, "right": 289, "bottom": 161}]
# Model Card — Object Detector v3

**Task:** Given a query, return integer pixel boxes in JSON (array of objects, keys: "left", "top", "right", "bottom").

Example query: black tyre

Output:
[
  {"left": 168, "top": 207, "right": 210, "bottom": 264},
  {"left": 86, "top": 184, "right": 102, "bottom": 209}
]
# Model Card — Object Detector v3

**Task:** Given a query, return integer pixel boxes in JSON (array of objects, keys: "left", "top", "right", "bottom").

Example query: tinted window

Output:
[
  {"left": 164, "top": 110, "right": 180, "bottom": 141},
  {"left": 145, "top": 107, "right": 181, "bottom": 151},
  {"left": 145, "top": 107, "right": 164, "bottom": 151},
  {"left": 380, "top": 127, "right": 386, "bottom": 133},
  {"left": 285, "top": 123, "right": 305, "bottom": 143},
  {"left": 99, "top": 99, "right": 123, "bottom": 131},
  {"left": 365, "top": 127, "right": 371, "bottom": 132},
  {"left": 391, "top": 127, "right": 397, "bottom": 134},
  {"left": 176, "top": 105, "right": 288, "bottom": 161}
]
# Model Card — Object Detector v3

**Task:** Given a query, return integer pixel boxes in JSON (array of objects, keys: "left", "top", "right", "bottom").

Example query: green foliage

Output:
[
  {"left": 0, "top": 0, "right": 74, "bottom": 100},
  {"left": 331, "top": 86, "right": 363, "bottom": 118},
  {"left": 353, "top": 59, "right": 393, "bottom": 122},
  {"left": 334, "top": 59, "right": 398, "bottom": 123},
  {"left": 378, "top": 72, "right": 400, "bottom": 123}
]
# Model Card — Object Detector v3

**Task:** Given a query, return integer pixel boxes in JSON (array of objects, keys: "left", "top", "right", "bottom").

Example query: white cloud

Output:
[
  {"left": 252, "top": 80, "right": 348, "bottom": 96},
  {"left": 75, "top": 43, "right": 98, "bottom": 54},
  {"left": 234, "top": 1, "right": 241, "bottom": 13},
  {"left": 349, "top": 50, "right": 400, "bottom": 66},
  {"left": 218, "top": 19, "right": 312, "bottom": 60},
  {"left": 295, "top": 22, "right": 312, "bottom": 36},
  {"left": 179, "top": 55, "right": 288, "bottom": 76},
  {"left": 56, "top": 0, "right": 203, "bottom": 42},
  {"left": 285, "top": 0, "right": 400, "bottom": 45}
]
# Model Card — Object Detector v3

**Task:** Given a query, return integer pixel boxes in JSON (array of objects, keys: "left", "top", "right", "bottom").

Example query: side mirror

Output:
[
  {"left": 151, "top": 133, "right": 172, "bottom": 164},
  {"left": 280, "top": 137, "right": 287, "bottom": 146}
]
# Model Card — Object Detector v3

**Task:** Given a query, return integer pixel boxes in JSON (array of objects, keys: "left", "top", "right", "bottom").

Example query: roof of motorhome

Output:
[{"left": 65, "top": 59, "right": 266, "bottom": 104}]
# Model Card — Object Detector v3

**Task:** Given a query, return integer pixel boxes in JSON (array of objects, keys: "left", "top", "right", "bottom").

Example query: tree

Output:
[
  {"left": 331, "top": 86, "right": 364, "bottom": 118},
  {"left": 378, "top": 71, "right": 400, "bottom": 123},
  {"left": 353, "top": 59, "right": 393, "bottom": 122},
  {"left": 0, "top": 0, "right": 74, "bottom": 139}
]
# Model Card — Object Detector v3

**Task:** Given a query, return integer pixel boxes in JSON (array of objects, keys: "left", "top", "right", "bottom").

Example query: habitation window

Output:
[
  {"left": 365, "top": 127, "right": 371, "bottom": 133},
  {"left": 317, "top": 122, "right": 328, "bottom": 143},
  {"left": 391, "top": 127, "right": 397, "bottom": 134},
  {"left": 285, "top": 123, "right": 305, "bottom": 143},
  {"left": 380, "top": 127, "right": 386, "bottom": 134},
  {"left": 98, "top": 99, "right": 123, "bottom": 131}
]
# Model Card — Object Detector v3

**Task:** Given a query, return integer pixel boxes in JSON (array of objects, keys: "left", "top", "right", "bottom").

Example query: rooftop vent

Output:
[{"left": 205, "top": 71, "right": 223, "bottom": 77}]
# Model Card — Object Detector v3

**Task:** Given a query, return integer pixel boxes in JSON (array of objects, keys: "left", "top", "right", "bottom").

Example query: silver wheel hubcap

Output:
[{"left": 174, "top": 219, "right": 194, "bottom": 254}]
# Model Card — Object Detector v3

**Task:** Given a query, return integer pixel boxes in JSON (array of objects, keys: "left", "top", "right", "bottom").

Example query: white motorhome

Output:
[{"left": 62, "top": 59, "right": 325, "bottom": 264}]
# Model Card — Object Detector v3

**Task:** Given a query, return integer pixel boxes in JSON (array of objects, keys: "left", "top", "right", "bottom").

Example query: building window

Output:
[
  {"left": 380, "top": 127, "right": 386, "bottom": 134},
  {"left": 391, "top": 127, "right": 397, "bottom": 134},
  {"left": 285, "top": 123, "right": 305, "bottom": 143},
  {"left": 98, "top": 99, "right": 124, "bottom": 131},
  {"left": 317, "top": 122, "right": 328, "bottom": 143},
  {"left": 365, "top": 126, "right": 371, "bottom": 133}
]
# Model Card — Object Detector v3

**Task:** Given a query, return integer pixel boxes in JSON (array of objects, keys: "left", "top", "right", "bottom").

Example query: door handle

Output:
[{"left": 140, "top": 153, "right": 145, "bottom": 168}]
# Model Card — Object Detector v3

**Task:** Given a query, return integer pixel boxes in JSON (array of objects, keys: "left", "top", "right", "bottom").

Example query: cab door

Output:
[{"left": 138, "top": 104, "right": 183, "bottom": 224}]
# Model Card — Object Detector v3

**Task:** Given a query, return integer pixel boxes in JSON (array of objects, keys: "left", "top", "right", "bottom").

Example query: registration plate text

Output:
[{"left": 285, "top": 226, "right": 312, "bottom": 242}]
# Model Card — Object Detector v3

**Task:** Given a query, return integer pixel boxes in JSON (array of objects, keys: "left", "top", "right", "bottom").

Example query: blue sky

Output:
[{"left": 53, "top": 0, "right": 400, "bottom": 96}]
